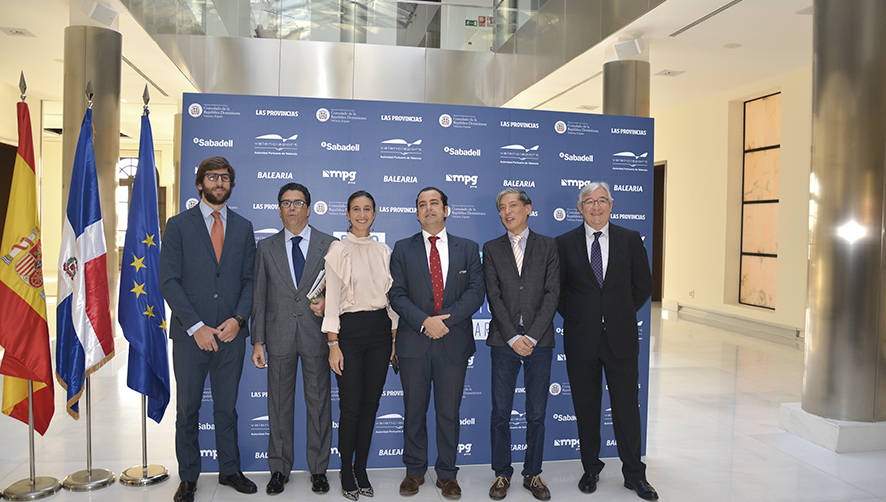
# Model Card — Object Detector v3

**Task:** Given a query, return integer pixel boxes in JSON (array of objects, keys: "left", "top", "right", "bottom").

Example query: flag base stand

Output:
[
  {"left": 61, "top": 469, "right": 115, "bottom": 491},
  {"left": 3, "top": 476, "right": 61, "bottom": 500},
  {"left": 119, "top": 464, "right": 168, "bottom": 486}
]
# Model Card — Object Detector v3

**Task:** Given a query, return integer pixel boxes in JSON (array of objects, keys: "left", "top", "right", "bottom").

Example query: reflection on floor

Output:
[{"left": 2, "top": 304, "right": 885, "bottom": 502}]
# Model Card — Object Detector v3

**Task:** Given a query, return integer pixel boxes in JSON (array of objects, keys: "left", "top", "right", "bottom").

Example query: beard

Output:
[{"left": 203, "top": 187, "right": 231, "bottom": 205}]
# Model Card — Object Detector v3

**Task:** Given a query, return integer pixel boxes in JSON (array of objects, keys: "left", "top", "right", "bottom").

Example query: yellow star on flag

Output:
[
  {"left": 130, "top": 254, "right": 146, "bottom": 272},
  {"left": 142, "top": 233, "right": 156, "bottom": 248},
  {"left": 159, "top": 319, "right": 168, "bottom": 332},
  {"left": 143, "top": 305, "right": 156, "bottom": 318},
  {"left": 131, "top": 281, "right": 147, "bottom": 299}
]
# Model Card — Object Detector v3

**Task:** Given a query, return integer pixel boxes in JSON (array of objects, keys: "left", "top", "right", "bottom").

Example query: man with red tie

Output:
[{"left": 389, "top": 187, "right": 485, "bottom": 500}]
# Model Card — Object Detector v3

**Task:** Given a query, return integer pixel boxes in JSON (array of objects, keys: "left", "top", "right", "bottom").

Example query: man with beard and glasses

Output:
[{"left": 160, "top": 156, "right": 258, "bottom": 502}]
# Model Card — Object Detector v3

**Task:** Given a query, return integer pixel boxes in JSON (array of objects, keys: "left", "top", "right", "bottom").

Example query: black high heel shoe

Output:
[{"left": 353, "top": 464, "right": 374, "bottom": 497}]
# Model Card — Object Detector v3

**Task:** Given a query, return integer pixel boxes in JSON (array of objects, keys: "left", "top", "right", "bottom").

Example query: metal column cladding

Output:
[
  {"left": 62, "top": 25, "right": 122, "bottom": 326},
  {"left": 603, "top": 60, "right": 650, "bottom": 118},
  {"left": 805, "top": 0, "right": 886, "bottom": 421}
]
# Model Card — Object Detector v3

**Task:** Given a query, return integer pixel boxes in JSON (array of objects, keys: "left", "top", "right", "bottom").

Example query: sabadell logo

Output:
[
  {"left": 316, "top": 108, "right": 330, "bottom": 122},
  {"left": 439, "top": 113, "right": 452, "bottom": 128},
  {"left": 188, "top": 103, "right": 203, "bottom": 118}
]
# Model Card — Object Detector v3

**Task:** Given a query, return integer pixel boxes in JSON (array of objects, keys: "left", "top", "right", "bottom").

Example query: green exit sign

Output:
[{"left": 465, "top": 19, "right": 477, "bottom": 26}]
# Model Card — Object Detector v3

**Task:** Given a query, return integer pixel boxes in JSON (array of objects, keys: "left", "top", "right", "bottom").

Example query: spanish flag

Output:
[{"left": 0, "top": 100, "right": 54, "bottom": 434}]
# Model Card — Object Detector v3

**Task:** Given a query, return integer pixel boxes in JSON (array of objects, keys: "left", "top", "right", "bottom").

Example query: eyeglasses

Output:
[
  {"left": 205, "top": 173, "right": 231, "bottom": 183},
  {"left": 279, "top": 199, "right": 307, "bottom": 208},
  {"left": 581, "top": 198, "right": 611, "bottom": 207}
]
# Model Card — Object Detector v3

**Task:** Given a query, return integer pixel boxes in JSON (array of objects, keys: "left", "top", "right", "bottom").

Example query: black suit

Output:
[
  {"left": 389, "top": 231, "right": 485, "bottom": 480},
  {"left": 556, "top": 222, "right": 651, "bottom": 482}
]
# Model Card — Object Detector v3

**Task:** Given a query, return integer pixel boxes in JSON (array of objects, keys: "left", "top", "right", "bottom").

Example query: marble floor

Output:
[{"left": 2, "top": 305, "right": 885, "bottom": 502}]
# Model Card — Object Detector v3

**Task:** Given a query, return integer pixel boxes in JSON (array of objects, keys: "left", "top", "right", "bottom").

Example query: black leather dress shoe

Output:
[
  {"left": 266, "top": 472, "right": 288, "bottom": 495},
  {"left": 578, "top": 473, "right": 599, "bottom": 494},
  {"left": 624, "top": 479, "right": 659, "bottom": 500},
  {"left": 173, "top": 481, "right": 196, "bottom": 502},
  {"left": 311, "top": 473, "right": 330, "bottom": 493},
  {"left": 219, "top": 472, "right": 258, "bottom": 494}
]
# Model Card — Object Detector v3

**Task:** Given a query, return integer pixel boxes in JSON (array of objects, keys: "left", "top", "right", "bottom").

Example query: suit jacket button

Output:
[
  {"left": 213, "top": 293, "right": 218, "bottom": 299},
  {"left": 292, "top": 313, "right": 298, "bottom": 318}
]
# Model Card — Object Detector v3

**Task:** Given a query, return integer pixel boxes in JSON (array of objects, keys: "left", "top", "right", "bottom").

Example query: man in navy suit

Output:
[
  {"left": 160, "top": 156, "right": 257, "bottom": 502},
  {"left": 556, "top": 181, "right": 657, "bottom": 500},
  {"left": 389, "top": 187, "right": 485, "bottom": 500}
]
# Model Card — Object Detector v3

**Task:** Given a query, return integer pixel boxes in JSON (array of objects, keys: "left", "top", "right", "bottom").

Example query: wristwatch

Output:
[{"left": 234, "top": 315, "right": 246, "bottom": 327}]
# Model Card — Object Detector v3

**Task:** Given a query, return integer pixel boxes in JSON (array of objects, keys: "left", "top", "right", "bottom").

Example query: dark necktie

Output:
[
  {"left": 591, "top": 231, "right": 603, "bottom": 287},
  {"left": 428, "top": 236, "right": 444, "bottom": 314},
  {"left": 291, "top": 236, "right": 305, "bottom": 287}
]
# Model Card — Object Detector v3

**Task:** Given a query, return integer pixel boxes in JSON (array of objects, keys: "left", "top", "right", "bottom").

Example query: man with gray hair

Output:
[
  {"left": 555, "top": 181, "right": 657, "bottom": 500},
  {"left": 483, "top": 188, "right": 559, "bottom": 501}
]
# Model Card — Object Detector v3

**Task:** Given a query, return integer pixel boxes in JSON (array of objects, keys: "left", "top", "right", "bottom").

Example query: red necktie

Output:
[
  {"left": 211, "top": 211, "right": 224, "bottom": 262},
  {"left": 429, "top": 236, "right": 444, "bottom": 314}
]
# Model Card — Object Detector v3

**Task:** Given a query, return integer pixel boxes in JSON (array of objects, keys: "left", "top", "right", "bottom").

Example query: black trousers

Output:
[
  {"left": 335, "top": 309, "right": 392, "bottom": 473},
  {"left": 566, "top": 327, "right": 645, "bottom": 482}
]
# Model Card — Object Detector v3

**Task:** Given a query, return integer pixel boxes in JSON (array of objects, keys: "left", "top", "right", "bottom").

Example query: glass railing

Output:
[
  {"left": 492, "top": 0, "right": 550, "bottom": 51},
  {"left": 121, "top": 0, "right": 506, "bottom": 52}
]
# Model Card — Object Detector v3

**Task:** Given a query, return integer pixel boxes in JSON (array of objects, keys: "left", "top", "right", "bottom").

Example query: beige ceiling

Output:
[
  {"left": 0, "top": 0, "right": 196, "bottom": 146},
  {"left": 505, "top": 0, "right": 814, "bottom": 116}
]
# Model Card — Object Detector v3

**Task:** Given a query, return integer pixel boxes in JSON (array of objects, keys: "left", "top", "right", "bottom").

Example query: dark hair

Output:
[
  {"left": 277, "top": 182, "right": 311, "bottom": 206},
  {"left": 495, "top": 187, "right": 532, "bottom": 209},
  {"left": 195, "top": 156, "right": 235, "bottom": 188},
  {"left": 415, "top": 186, "right": 448, "bottom": 208},
  {"left": 347, "top": 190, "right": 376, "bottom": 211}
]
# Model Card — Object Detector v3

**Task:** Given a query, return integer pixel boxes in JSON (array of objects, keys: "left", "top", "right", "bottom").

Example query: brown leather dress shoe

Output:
[
  {"left": 399, "top": 475, "right": 424, "bottom": 496},
  {"left": 489, "top": 476, "right": 510, "bottom": 500},
  {"left": 523, "top": 475, "right": 551, "bottom": 501},
  {"left": 436, "top": 478, "right": 462, "bottom": 500}
]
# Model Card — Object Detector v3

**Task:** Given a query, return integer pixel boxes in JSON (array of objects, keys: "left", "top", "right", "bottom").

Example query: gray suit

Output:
[{"left": 251, "top": 226, "right": 336, "bottom": 475}]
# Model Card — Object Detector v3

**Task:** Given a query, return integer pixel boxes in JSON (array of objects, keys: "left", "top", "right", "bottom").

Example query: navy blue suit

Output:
[
  {"left": 160, "top": 205, "right": 256, "bottom": 481},
  {"left": 389, "top": 231, "right": 485, "bottom": 479}
]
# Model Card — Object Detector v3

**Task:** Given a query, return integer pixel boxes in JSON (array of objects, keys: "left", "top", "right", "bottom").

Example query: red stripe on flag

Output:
[
  {"left": 0, "top": 281, "right": 52, "bottom": 384},
  {"left": 16, "top": 102, "right": 35, "bottom": 172},
  {"left": 83, "top": 254, "right": 114, "bottom": 357},
  {"left": 5, "top": 382, "right": 53, "bottom": 435}
]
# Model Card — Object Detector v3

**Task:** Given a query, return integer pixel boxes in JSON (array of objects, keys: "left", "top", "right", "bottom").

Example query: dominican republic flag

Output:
[
  {"left": 56, "top": 107, "right": 115, "bottom": 418},
  {"left": 118, "top": 109, "right": 170, "bottom": 423}
]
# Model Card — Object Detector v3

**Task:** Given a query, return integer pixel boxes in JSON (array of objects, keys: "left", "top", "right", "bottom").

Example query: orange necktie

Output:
[{"left": 211, "top": 210, "right": 224, "bottom": 262}]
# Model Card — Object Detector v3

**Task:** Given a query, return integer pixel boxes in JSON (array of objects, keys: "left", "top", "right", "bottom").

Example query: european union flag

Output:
[{"left": 118, "top": 109, "right": 169, "bottom": 423}]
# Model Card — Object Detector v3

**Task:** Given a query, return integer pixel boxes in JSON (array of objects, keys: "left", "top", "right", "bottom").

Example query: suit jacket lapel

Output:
[
  {"left": 498, "top": 233, "right": 520, "bottom": 277},
  {"left": 300, "top": 226, "right": 327, "bottom": 293},
  {"left": 573, "top": 225, "right": 599, "bottom": 290},
  {"left": 442, "top": 236, "right": 462, "bottom": 305},
  {"left": 269, "top": 231, "right": 298, "bottom": 294},
  {"left": 413, "top": 233, "right": 434, "bottom": 299},
  {"left": 188, "top": 207, "right": 217, "bottom": 264}
]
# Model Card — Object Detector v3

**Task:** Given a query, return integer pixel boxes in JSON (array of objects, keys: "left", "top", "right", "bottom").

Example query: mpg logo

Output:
[
  {"left": 499, "top": 144, "right": 540, "bottom": 166},
  {"left": 188, "top": 103, "right": 203, "bottom": 118},
  {"left": 445, "top": 174, "right": 478, "bottom": 187},
  {"left": 439, "top": 113, "right": 452, "bottom": 127},
  {"left": 554, "top": 120, "right": 567, "bottom": 134},
  {"left": 560, "top": 179, "right": 591, "bottom": 188},
  {"left": 316, "top": 108, "right": 330, "bottom": 122},
  {"left": 322, "top": 170, "right": 357, "bottom": 183}
]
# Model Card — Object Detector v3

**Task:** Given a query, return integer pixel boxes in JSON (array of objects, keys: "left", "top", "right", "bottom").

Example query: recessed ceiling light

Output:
[
  {"left": 723, "top": 42, "right": 742, "bottom": 49},
  {"left": 0, "top": 27, "right": 36, "bottom": 37},
  {"left": 654, "top": 69, "right": 685, "bottom": 77}
]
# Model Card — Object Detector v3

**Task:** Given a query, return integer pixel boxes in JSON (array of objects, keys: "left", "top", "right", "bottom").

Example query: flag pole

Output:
[
  {"left": 2, "top": 383, "right": 61, "bottom": 500},
  {"left": 118, "top": 86, "right": 168, "bottom": 488},
  {"left": 60, "top": 83, "right": 115, "bottom": 492},
  {"left": 2, "top": 74, "right": 62, "bottom": 501}
]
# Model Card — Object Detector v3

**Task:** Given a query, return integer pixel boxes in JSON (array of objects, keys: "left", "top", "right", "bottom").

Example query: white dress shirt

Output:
[
  {"left": 584, "top": 222, "right": 610, "bottom": 279},
  {"left": 283, "top": 225, "right": 312, "bottom": 289},
  {"left": 422, "top": 227, "right": 449, "bottom": 288}
]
